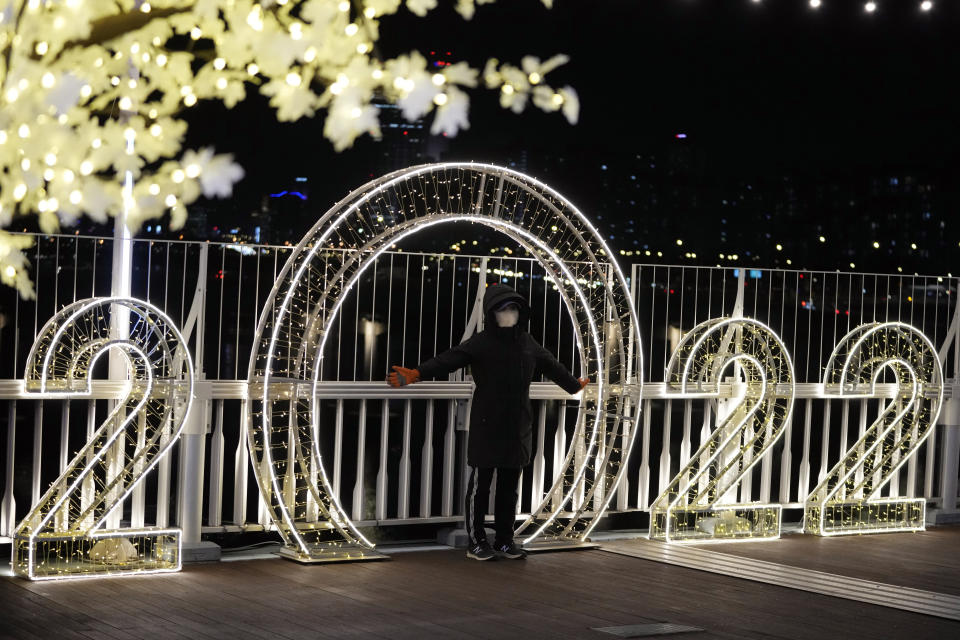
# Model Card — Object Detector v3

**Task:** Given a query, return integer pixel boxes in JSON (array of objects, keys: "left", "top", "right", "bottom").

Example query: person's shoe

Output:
[
  {"left": 466, "top": 541, "right": 496, "bottom": 561},
  {"left": 493, "top": 541, "right": 527, "bottom": 559}
]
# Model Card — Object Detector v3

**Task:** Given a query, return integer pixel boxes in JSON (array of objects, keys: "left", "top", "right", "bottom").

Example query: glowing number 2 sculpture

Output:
[
  {"left": 804, "top": 322, "right": 943, "bottom": 535},
  {"left": 649, "top": 318, "right": 795, "bottom": 542},
  {"left": 246, "top": 162, "right": 643, "bottom": 561},
  {"left": 12, "top": 298, "right": 194, "bottom": 580}
]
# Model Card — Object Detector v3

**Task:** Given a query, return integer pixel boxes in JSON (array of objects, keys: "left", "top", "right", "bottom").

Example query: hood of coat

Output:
[{"left": 482, "top": 283, "right": 529, "bottom": 327}]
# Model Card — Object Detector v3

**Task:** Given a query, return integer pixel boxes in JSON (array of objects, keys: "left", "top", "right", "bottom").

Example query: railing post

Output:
[
  {"left": 179, "top": 243, "right": 218, "bottom": 560},
  {"left": 1, "top": 401, "right": 16, "bottom": 537},
  {"left": 106, "top": 207, "right": 133, "bottom": 531},
  {"left": 180, "top": 390, "right": 219, "bottom": 560},
  {"left": 933, "top": 292, "right": 960, "bottom": 523},
  {"left": 932, "top": 392, "right": 960, "bottom": 523}
]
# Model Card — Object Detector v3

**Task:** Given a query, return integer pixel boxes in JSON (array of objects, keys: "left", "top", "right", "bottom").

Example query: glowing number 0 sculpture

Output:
[
  {"left": 649, "top": 318, "right": 795, "bottom": 542},
  {"left": 12, "top": 297, "right": 194, "bottom": 580},
  {"left": 804, "top": 322, "right": 943, "bottom": 535},
  {"left": 246, "top": 163, "right": 643, "bottom": 562}
]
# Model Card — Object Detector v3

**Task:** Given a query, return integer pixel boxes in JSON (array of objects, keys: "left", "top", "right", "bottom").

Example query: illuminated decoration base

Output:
[
  {"left": 246, "top": 163, "right": 643, "bottom": 560},
  {"left": 807, "top": 499, "right": 925, "bottom": 537},
  {"left": 804, "top": 322, "right": 943, "bottom": 537},
  {"left": 277, "top": 544, "right": 387, "bottom": 564},
  {"left": 652, "top": 505, "right": 781, "bottom": 543},
  {"left": 12, "top": 298, "right": 194, "bottom": 580},
  {"left": 14, "top": 529, "right": 180, "bottom": 581},
  {"left": 649, "top": 318, "right": 795, "bottom": 543}
]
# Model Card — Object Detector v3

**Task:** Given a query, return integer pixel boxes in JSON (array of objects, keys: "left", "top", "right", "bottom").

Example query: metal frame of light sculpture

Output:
[
  {"left": 649, "top": 317, "right": 795, "bottom": 543},
  {"left": 12, "top": 297, "right": 194, "bottom": 580},
  {"left": 246, "top": 163, "right": 643, "bottom": 562},
  {"left": 804, "top": 321, "right": 943, "bottom": 536}
]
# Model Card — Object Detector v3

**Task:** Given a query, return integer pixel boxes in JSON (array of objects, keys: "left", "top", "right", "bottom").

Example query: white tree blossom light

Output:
[{"left": 0, "top": 0, "right": 576, "bottom": 296}]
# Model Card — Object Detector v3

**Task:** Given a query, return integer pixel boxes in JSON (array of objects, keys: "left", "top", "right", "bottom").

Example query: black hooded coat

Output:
[{"left": 416, "top": 284, "right": 582, "bottom": 468}]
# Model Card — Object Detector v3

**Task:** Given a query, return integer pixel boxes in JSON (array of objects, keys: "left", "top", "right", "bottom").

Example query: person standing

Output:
[{"left": 388, "top": 283, "right": 588, "bottom": 560}]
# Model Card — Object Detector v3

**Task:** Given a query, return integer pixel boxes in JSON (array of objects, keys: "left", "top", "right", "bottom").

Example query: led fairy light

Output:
[
  {"left": 247, "top": 163, "right": 642, "bottom": 560},
  {"left": 13, "top": 297, "right": 194, "bottom": 580},
  {"left": 31, "top": 346, "right": 152, "bottom": 530},
  {"left": 649, "top": 317, "right": 795, "bottom": 543},
  {"left": 804, "top": 322, "right": 943, "bottom": 536},
  {"left": 306, "top": 215, "right": 598, "bottom": 545},
  {"left": 266, "top": 172, "right": 620, "bottom": 552}
]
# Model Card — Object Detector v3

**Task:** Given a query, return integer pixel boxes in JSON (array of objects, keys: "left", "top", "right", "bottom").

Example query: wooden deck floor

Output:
[
  {"left": 687, "top": 527, "right": 960, "bottom": 596},
  {"left": 3, "top": 529, "right": 960, "bottom": 639}
]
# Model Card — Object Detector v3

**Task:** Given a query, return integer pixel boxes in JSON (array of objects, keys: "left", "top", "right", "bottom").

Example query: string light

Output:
[
  {"left": 248, "top": 163, "right": 643, "bottom": 559},
  {"left": 649, "top": 318, "right": 795, "bottom": 543},
  {"left": 13, "top": 298, "right": 194, "bottom": 580},
  {"left": 740, "top": 0, "right": 936, "bottom": 14},
  {"left": 804, "top": 322, "right": 943, "bottom": 536}
]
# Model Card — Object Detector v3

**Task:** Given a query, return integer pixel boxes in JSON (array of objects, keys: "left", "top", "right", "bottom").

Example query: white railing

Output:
[{"left": 1, "top": 233, "right": 958, "bottom": 544}]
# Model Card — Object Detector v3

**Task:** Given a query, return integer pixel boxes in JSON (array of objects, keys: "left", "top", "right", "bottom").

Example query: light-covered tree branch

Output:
[{"left": 0, "top": 0, "right": 577, "bottom": 297}]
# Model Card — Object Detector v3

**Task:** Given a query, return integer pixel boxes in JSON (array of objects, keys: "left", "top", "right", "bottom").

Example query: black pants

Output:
[{"left": 465, "top": 466, "right": 522, "bottom": 546}]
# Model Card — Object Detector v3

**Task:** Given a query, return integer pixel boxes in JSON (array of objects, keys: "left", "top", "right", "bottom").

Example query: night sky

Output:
[
  {"left": 380, "top": 0, "right": 960, "bottom": 173},
  {"left": 185, "top": 0, "right": 960, "bottom": 268}
]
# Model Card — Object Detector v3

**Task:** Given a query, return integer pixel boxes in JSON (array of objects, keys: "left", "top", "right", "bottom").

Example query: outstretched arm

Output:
[
  {"left": 388, "top": 341, "right": 474, "bottom": 387},
  {"left": 533, "top": 341, "right": 588, "bottom": 395}
]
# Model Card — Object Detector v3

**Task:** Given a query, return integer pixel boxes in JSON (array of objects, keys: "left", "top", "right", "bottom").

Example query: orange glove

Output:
[
  {"left": 388, "top": 365, "right": 420, "bottom": 387},
  {"left": 578, "top": 377, "right": 590, "bottom": 390}
]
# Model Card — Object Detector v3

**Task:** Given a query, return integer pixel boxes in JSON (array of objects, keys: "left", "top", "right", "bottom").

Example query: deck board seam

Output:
[{"left": 598, "top": 541, "right": 960, "bottom": 622}]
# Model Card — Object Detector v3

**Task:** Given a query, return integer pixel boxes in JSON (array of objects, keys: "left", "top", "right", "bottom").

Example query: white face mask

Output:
[{"left": 495, "top": 307, "right": 519, "bottom": 328}]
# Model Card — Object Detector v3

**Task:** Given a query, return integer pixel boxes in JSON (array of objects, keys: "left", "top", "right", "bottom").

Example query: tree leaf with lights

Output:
[{"left": 0, "top": 0, "right": 576, "bottom": 297}]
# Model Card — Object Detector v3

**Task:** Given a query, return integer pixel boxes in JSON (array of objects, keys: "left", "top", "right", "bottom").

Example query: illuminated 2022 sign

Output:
[{"left": 12, "top": 164, "right": 945, "bottom": 580}]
